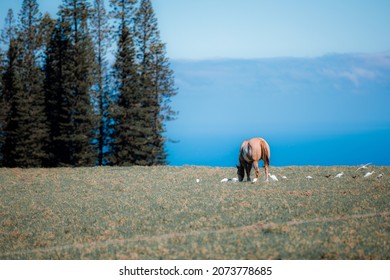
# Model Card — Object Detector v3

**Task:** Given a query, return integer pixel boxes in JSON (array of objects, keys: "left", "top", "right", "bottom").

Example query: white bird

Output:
[
  {"left": 268, "top": 173, "right": 279, "bottom": 181},
  {"left": 252, "top": 178, "right": 258, "bottom": 183},
  {"left": 356, "top": 163, "right": 372, "bottom": 172},
  {"left": 364, "top": 171, "right": 375, "bottom": 178},
  {"left": 376, "top": 173, "right": 383, "bottom": 180},
  {"left": 281, "top": 176, "right": 287, "bottom": 180},
  {"left": 306, "top": 176, "right": 313, "bottom": 180},
  {"left": 196, "top": 179, "right": 200, "bottom": 183},
  {"left": 335, "top": 172, "right": 344, "bottom": 178},
  {"left": 220, "top": 178, "right": 229, "bottom": 183},
  {"left": 231, "top": 178, "right": 239, "bottom": 182}
]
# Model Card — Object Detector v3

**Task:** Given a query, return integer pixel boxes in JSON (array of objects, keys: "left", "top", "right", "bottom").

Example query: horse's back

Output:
[{"left": 247, "top": 138, "right": 261, "bottom": 160}]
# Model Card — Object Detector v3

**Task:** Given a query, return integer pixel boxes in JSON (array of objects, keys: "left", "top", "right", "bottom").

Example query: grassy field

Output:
[{"left": 0, "top": 165, "right": 389, "bottom": 259}]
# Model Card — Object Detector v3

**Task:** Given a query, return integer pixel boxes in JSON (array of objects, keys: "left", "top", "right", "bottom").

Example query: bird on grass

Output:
[
  {"left": 221, "top": 178, "right": 239, "bottom": 183},
  {"left": 376, "top": 174, "right": 383, "bottom": 180},
  {"left": 364, "top": 171, "right": 375, "bottom": 178},
  {"left": 268, "top": 173, "right": 279, "bottom": 181},
  {"left": 356, "top": 163, "right": 372, "bottom": 172},
  {"left": 306, "top": 176, "right": 313, "bottom": 180},
  {"left": 335, "top": 172, "right": 344, "bottom": 178}
]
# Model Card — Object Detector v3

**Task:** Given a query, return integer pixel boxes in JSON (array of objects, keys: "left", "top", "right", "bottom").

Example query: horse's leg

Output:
[
  {"left": 264, "top": 163, "right": 269, "bottom": 182},
  {"left": 253, "top": 161, "right": 260, "bottom": 182},
  {"left": 245, "top": 162, "right": 252, "bottom": 182}
]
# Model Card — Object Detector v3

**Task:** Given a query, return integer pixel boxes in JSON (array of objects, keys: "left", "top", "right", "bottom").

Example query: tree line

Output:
[{"left": 0, "top": 0, "right": 177, "bottom": 167}]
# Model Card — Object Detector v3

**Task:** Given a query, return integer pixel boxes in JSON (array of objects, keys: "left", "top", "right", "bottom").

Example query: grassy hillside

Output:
[{"left": 0, "top": 166, "right": 389, "bottom": 259}]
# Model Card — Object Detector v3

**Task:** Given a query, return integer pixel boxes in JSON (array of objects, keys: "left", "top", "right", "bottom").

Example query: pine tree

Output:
[
  {"left": 2, "top": 37, "right": 25, "bottom": 167},
  {"left": 2, "top": 1, "right": 50, "bottom": 167},
  {"left": 44, "top": 19, "right": 74, "bottom": 166},
  {"left": 110, "top": 0, "right": 145, "bottom": 165},
  {"left": 0, "top": 9, "right": 17, "bottom": 48},
  {"left": 91, "top": 0, "right": 111, "bottom": 165},
  {"left": 45, "top": 0, "right": 97, "bottom": 166},
  {"left": 18, "top": 0, "right": 49, "bottom": 166},
  {"left": 134, "top": 0, "right": 177, "bottom": 165},
  {"left": 0, "top": 9, "right": 16, "bottom": 166},
  {"left": 39, "top": 13, "right": 56, "bottom": 59},
  {"left": 0, "top": 50, "right": 5, "bottom": 165},
  {"left": 109, "top": 0, "right": 177, "bottom": 166}
]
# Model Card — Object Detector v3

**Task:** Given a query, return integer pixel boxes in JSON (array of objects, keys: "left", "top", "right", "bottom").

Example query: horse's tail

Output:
[{"left": 260, "top": 139, "right": 270, "bottom": 167}]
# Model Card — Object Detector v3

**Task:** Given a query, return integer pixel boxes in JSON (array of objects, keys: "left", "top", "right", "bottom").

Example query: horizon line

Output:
[{"left": 168, "top": 50, "right": 390, "bottom": 62}]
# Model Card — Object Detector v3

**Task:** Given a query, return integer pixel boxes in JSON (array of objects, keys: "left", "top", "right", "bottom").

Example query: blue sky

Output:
[
  {"left": 155, "top": 0, "right": 390, "bottom": 59},
  {"left": 1, "top": 0, "right": 390, "bottom": 166},
  {"left": 1, "top": 0, "right": 390, "bottom": 59}
]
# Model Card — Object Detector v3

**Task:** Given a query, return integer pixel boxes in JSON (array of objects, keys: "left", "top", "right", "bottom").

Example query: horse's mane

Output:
[{"left": 239, "top": 140, "right": 250, "bottom": 163}]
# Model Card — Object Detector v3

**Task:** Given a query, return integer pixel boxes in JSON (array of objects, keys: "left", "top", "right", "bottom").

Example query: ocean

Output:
[{"left": 166, "top": 128, "right": 390, "bottom": 167}]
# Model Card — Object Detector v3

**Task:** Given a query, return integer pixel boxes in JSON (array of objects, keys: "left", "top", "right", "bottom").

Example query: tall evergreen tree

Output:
[
  {"left": 134, "top": 0, "right": 177, "bottom": 165},
  {"left": 91, "top": 0, "right": 111, "bottom": 165},
  {"left": 0, "top": 10, "right": 17, "bottom": 166},
  {"left": 0, "top": 50, "right": 5, "bottom": 165},
  {"left": 0, "top": 9, "right": 17, "bottom": 49},
  {"left": 2, "top": 37, "right": 25, "bottom": 167},
  {"left": 110, "top": 0, "right": 145, "bottom": 165},
  {"left": 39, "top": 13, "right": 56, "bottom": 62},
  {"left": 45, "top": 0, "right": 97, "bottom": 166},
  {"left": 44, "top": 19, "right": 73, "bottom": 166},
  {"left": 2, "top": 1, "right": 49, "bottom": 167},
  {"left": 19, "top": 0, "right": 49, "bottom": 166},
  {"left": 0, "top": 9, "right": 16, "bottom": 166}
]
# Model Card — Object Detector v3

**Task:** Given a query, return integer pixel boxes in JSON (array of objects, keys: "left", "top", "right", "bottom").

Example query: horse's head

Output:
[{"left": 236, "top": 164, "right": 244, "bottom": 182}]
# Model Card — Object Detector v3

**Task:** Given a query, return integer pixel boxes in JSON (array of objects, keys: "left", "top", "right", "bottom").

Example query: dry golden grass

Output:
[{"left": 0, "top": 165, "right": 389, "bottom": 259}]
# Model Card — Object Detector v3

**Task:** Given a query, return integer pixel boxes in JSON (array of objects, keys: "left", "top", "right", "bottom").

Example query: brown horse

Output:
[{"left": 237, "top": 138, "right": 270, "bottom": 182}]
